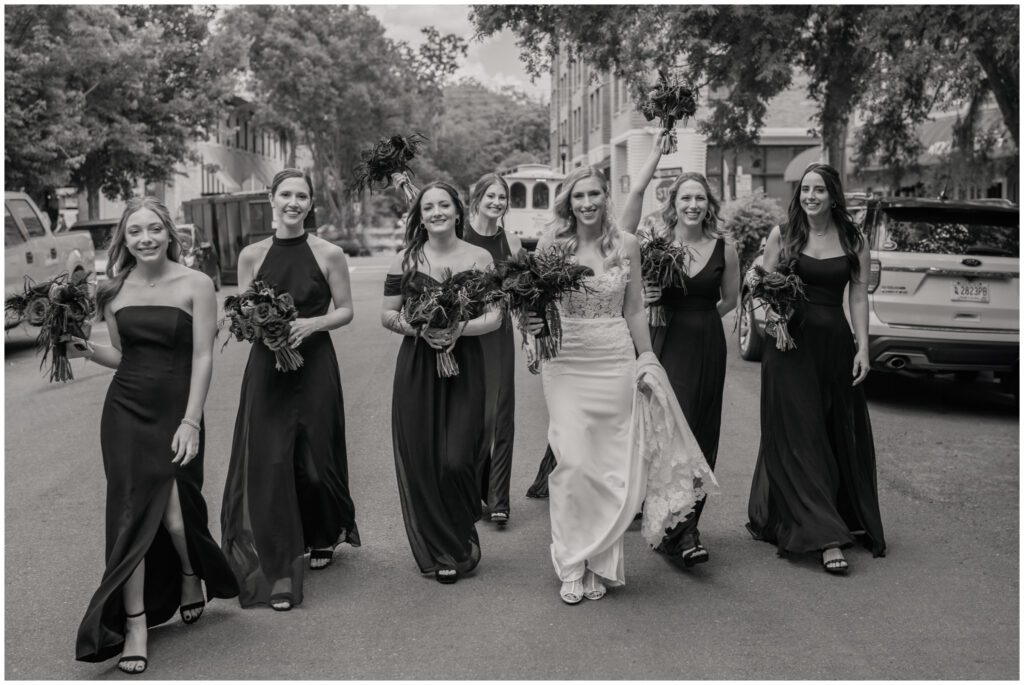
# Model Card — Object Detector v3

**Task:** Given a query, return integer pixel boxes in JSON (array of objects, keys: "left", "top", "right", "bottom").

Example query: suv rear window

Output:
[{"left": 877, "top": 206, "right": 1019, "bottom": 258}]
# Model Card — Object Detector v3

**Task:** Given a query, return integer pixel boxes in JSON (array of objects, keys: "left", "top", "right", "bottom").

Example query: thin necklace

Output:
[{"left": 814, "top": 222, "right": 829, "bottom": 237}]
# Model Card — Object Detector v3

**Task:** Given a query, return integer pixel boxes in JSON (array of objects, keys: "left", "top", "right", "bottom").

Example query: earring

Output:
[{"left": 831, "top": 201, "right": 836, "bottom": 208}]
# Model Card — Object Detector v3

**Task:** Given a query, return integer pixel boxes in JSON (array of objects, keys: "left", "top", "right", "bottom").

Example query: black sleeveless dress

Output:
[
  {"left": 747, "top": 253, "right": 886, "bottom": 557},
  {"left": 221, "top": 233, "right": 360, "bottom": 608},
  {"left": 76, "top": 306, "right": 238, "bottom": 663},
  {"left": 652, "top": 238, "right": 727, "bottom": 554},
  {"left": 464, "top": 224, "right": 516, "bottom": 518},
  {"left": 385, "top": 271, "right": 486, "bottom": 574}
]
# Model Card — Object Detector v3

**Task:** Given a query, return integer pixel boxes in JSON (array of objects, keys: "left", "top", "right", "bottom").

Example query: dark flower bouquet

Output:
[
  {"left": 639, "top": 234, "right": 696, "bottom": 326},
  {"left": 351, "top": 133, "right": 428, "bottom": 203},
  {"left": 5, "top": 271, "right": 95, "bottom": 382},
  {"left": 744, "top": 264, "right": 807, "bottom": 351},
  {"left": 221, "top": 280, "right": 303, "bottom": 371},
  {"left": 402, "top": 268, "right": 499, "bottom": 377},
  {"left": 639, "top": 69, "right": 699, "bottom": 152},
  {"left": 491, "top": 248, "right": 594, "bottom": 364}
]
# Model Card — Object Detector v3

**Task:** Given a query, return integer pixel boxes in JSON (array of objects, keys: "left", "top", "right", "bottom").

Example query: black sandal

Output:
[
  {"left": 269, "top": 593, "right": 293, "bottom": 611},
  {"left": 309, "top": 548, "right": 334, "bottom": 570},
  {"left": 117, "top": 610, "right": 148, "bottom": 675},
  {"left": 435, "top": 568, "right": 458, "bottom": 584},
  {"left": 680, "top": 544, "right": 709, "bottom": 568},
  {"left": 490, "top": 512, "right": 509, "bottom": 527},
  {"left": 179, "top": 571, "right": 206, "bottom": 624},
  {"left": 822, "top": 551, "right": 849, "bottom": 575}
]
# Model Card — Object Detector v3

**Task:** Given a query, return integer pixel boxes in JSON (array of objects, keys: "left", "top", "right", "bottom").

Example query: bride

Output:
[{"left": 528, "top": 167, "right": 716, "bottom": 604}]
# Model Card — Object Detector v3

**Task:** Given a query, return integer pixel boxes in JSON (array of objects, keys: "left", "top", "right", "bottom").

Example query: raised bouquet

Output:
[
  {"left": 639, "top": 234, "right": 696, "bottom": 327},
  {"left": 491, "top": 248, "right": 594, "bottom": 365},
  {"left": 402, "top": 268, "right": 499, "bottom": 377},
  {"left": 744, "top": 264, "right": 807, "bottom": 351},
  {"left": 221, "top": 280, "right": 303, "bottom": 372},
  {"left": 638, "top": 69, "right": 699, "bottom": 152},
  {"left": 351, "top": 133, "right": 428, "bottom": 204},
  {"left": 5, "top": 271, "right": 95, "bottom": 382}
]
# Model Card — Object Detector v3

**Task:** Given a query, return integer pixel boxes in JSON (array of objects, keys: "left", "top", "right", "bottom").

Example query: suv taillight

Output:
[{"left": 867, "top": 258, "right": 881, "bottom": 294}]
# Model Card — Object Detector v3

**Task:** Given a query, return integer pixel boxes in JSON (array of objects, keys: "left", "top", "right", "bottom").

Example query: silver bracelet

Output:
[{"left": 180, "top": 418, "right": 201, "bottom": 431}]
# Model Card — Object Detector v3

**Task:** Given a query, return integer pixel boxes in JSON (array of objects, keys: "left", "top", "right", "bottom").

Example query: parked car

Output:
[
  {"left": 317, "top": 224, "right": 371, "bottom": 256},
  {"left": 60, "top": 217, "right": 118, "bottom": 281},
  {"left": 5, "top": 191, "right": 95, "bottom": 329},
  {"left": 738, "top": 196, "right": 1020, "bottom": 396},
  {"left": 176, "top": 223, "right": 222, "bottom": 290}
]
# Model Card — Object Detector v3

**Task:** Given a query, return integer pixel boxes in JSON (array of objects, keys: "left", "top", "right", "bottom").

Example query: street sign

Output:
[{"left": 654, "top": 179, "right": 674, "bottom": 203}]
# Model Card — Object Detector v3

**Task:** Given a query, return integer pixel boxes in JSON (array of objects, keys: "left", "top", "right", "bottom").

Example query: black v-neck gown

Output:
[
  {"left": 76, "top": 306, "right": 238, "bottom": 663},
  {"left": 221, "top": 234, "right": 360, "bottom": 608},
  {"left": 385, "top": 271, "right": 486, "bottom": 574},
  {"left": 747, "top": 253, "right": 886, "bottom": 557}
]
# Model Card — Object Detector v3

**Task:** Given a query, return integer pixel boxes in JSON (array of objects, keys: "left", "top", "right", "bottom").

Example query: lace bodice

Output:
[{"left": 560, "top": 259, "right": 630, "bottom": 319}]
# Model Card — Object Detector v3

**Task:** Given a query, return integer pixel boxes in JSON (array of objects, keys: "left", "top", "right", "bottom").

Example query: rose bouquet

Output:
[
  {"left": 745, "top": 264, "right": 807, "bottom": 351},
  {"left": 5, "top": 271, "right": 95, "bottom": 382},
  {"left": 401, "top": 268, "right": 499, "bottom": 377},
  {"left": 221, "top": 280, "right": 303, "bottom": 371},
  {"left": 639, "top": 234, "right": 696, "bottom": 326},
  {"left": 638, "top": 69, "right": 699, "bottom": 152},
  {"left": 491, "top": 248, "right": 594, "bottom": 364},
  {"left": 351, "top": 133, "right": 428, "bottom": 204}
]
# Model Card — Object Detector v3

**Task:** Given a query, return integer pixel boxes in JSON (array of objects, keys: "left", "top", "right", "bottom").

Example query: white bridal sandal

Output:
[
  {"left": 560, "top": 578, "right": 584, "bottom": 605},
  {"left": 583, "top": 570, "right": 606, "bottom": 601}
]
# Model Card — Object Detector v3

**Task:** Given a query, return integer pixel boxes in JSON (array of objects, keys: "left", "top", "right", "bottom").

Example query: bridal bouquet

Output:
[
  {"left": 402, "top": 268, "right": 500, "bottom": 377},
  {"left": 745, "top": 264, "right": 807, "bottom": 351},
  {"left": 639, "top": 234, "right": 695, "bottom": 327},
  {"left": 639, "top": 69, "right": 699, "bottom": 152},
  {"left": 221, "top": 280, "right": 303, "bottom": 372},
  {"left": 491, "top": 248, "right": 593, "bottom": 364},
  {"left": 5, "top": 271, "right": 95, "bottom": 382},
  {"left": 351, "top": 133, "right": 428, "bottom": 203}
]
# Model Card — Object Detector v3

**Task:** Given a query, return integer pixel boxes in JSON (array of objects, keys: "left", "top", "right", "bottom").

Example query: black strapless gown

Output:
[
  {"left": 386, "top": 271, "right": 486, "bottom": 574},
  {"left": 653, "top": 238, "right": 727, "bottom": 554},
  {"left": 464, "top": 224, "right": 516, "bottom": 518},
  {"left": 747, "top": 253, "right": 886, "bottom": 557},
  {"left": 221, "top": 233, "right": 359, "bottom": 608},
  {"left": 76, "top": 306, "right": 238, "bottom": 663}
]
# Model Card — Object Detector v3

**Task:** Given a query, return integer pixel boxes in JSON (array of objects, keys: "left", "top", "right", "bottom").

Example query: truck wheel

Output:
[{"left": 738, "top": 292, "right": 764, "bottom": 362}]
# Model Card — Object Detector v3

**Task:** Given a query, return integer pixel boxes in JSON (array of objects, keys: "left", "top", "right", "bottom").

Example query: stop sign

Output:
[{"left": 654, "top": 179, "right": 674, "bottom": 204}]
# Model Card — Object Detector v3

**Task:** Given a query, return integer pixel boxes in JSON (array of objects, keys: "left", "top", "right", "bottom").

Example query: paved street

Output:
[{"left": 4, "top": 255, "right": 1019, "bottom": 679}]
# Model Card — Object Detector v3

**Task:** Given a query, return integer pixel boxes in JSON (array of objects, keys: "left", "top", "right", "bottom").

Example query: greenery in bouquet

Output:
[
  {"left": 401, "top": 268, "right": 499, "bottom": 377},
  {"left": 639, "top": 233, "right": 696, "bottom": 326},
  {"left": 490, "top": 248, "right": 594, "bottom": 364},
  {"left": 745, "top": 264, "right": 807, "bottom": 351},
  {"left": 5, "top": 271, "right": 95, "bottom": 382},
  {"left": 639, "top": 68, "right": 698, "bottom": 147},
  {"left": 220, "top": 280, "right": 303, "bottom": 371},
  {"left": 351, "top": 133, "right": 428, "bottom": 202}
]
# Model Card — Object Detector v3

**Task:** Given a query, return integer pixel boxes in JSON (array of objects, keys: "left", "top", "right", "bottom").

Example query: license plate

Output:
[{"left": 951, "top": 280, "right": 989, "bottom": 303}]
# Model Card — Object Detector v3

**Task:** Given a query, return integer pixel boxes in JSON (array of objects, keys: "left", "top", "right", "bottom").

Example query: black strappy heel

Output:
[
  {"left": 179, "top": 571, "right": 206, "bottom": 624},
  {"left": 117, "top": 610, "right": 148, "bottom": 675},
  {"left": 308, "top": 548, "right": 335, "bottom": 570}
]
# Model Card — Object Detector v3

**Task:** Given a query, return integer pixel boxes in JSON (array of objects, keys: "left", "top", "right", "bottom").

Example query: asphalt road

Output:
[{"left": 4, "top": 255, "right": 1019, "bottom": 679}]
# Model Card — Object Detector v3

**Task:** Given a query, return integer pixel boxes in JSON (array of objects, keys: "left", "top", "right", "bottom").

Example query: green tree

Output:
[
  {"left": 219, "top": 6, "right": 466, "bottom": 237},
  {"left": 5, "top": 5, "right": 240, "bottom": 218}
]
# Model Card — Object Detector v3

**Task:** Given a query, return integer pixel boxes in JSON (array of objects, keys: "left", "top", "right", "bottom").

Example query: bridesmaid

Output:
[
  {"left": 621, "top": 131, "right": 740, "bottom": 566},
  {"left": 464, "top": 173, "right": 522, "bottom": 527},
  {"left": 381, "top": 181, "right": 502, "bottom": 584},
  {"left": 746, "top": 163, "right": 886, "bottom": 574},
  {"left": 221, "top": 169, "right": 360, "bottom": 611},
  {"left": 72, "top": 197, "right": 238, "bottom": 673}
]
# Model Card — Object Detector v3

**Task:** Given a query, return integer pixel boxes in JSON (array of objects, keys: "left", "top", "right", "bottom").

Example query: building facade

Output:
[{"left": 549, "top": 52, "right": 821, "bottom": 222}]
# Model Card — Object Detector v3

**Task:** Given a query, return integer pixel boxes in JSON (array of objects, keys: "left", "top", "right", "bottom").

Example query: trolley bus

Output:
[{"left": 498, "top": 163, "right": 564, "bottom": 251}]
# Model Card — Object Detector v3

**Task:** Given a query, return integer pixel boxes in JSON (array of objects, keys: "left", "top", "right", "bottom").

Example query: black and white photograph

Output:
[{"left": 3, "top": 2, "right": 1019, "bottom": 680}]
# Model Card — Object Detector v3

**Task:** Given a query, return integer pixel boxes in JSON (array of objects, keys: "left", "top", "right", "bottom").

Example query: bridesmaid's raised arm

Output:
[{"left": 620, "top": 130, "right": 673, "bottom": 234}]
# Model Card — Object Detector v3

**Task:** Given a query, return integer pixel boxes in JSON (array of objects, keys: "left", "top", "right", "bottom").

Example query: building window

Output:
[
  {"left": 533, "top": 183, "right": 550, "bottom": 210},
  {"left": 510, "top": 182, "right": 527, "bottom": 209}
]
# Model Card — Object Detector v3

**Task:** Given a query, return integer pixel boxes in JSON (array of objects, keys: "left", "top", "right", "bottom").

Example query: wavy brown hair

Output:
[
  {"left": 95, "top": 197, "right": 183, "bottom": 320},
  {"left": 468, "top": 173, "right": 509, "bottom": 227},
  {"left": 781, "top": 163, "right": 863, "bottom": 280},
  {"left": 400, "top": 181, "right": 466, "bottom": 288},
  {"left": 657, "top": 172, "right": 726, "bottom": 241}
]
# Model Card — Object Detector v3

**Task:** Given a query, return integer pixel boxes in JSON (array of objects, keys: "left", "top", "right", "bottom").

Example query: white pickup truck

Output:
[{"left": 5, "top": 191, "right": 95, "bottom": 329}]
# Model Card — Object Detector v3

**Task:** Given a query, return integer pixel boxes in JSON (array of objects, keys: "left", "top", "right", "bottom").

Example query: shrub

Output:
[{"left": 720, "top": 191, "right": 787, "bottom": 270}]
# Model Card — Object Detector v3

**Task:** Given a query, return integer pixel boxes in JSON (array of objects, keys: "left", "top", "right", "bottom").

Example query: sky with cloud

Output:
[{"left": 364, "top": 4, "right": 551, "bottom": 102}]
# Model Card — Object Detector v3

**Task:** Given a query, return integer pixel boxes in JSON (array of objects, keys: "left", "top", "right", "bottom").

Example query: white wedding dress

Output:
[{"left": 542, "top": 257, "right": 718, "bottom": 587}]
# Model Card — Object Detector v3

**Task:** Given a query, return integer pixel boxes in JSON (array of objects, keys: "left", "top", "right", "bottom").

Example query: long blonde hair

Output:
[{"left": 548, "top": 166, "right": 623, "bottom": 268}]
